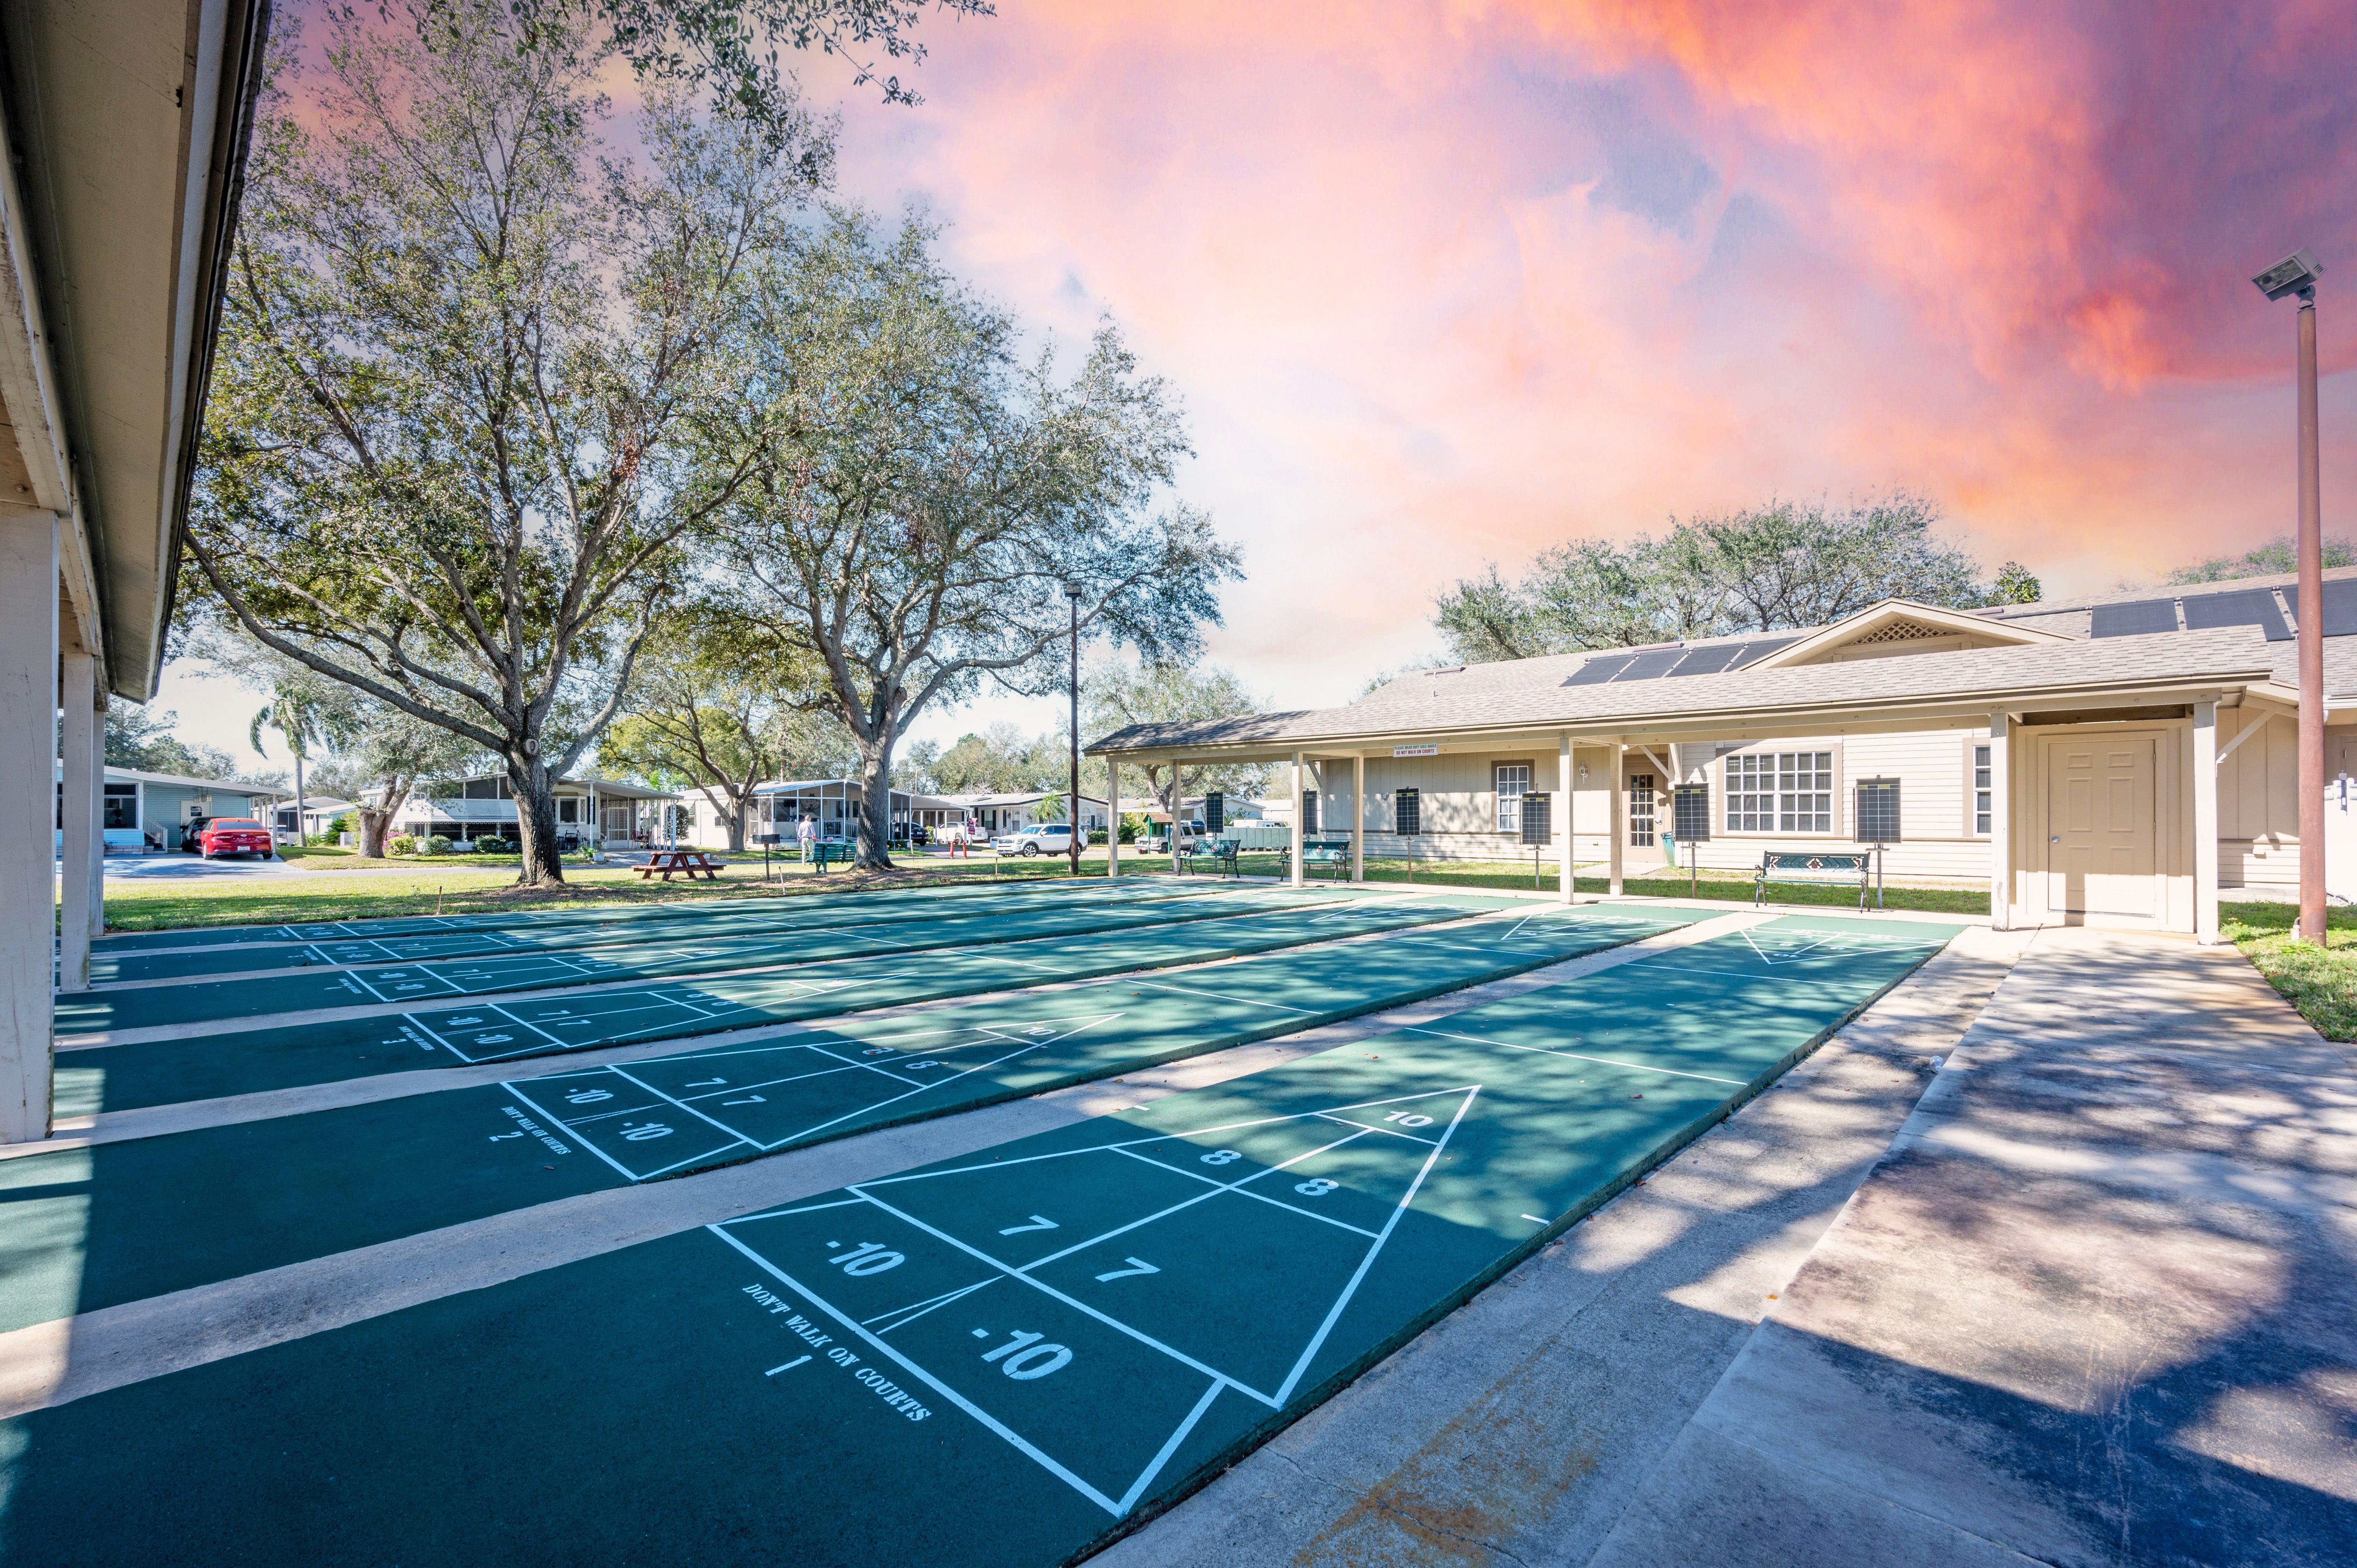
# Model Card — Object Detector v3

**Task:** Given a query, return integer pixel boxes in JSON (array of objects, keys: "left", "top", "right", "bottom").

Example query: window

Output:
[
  {"left": 1628, "top": 773, "right": 1656, "bottom": 847},
  {"left": 103, "top": 784, "right": 138, "bottom": 831},
  {"left": 1724, "top": 751, "right": 1834, "bottom": 833},
  {"left": 1394, "top": 788, "right": 1421, "bottom": 835},
  {"left": 1302, "top": 790, "right": 1318, "bottom": 835},
  {"left": 1973, "top": 745, "right": 1992, "bottom": 835},
  {"left": 1855, "top": 779, "right": 1901, "bottom": 844},
  {"left": 558, "top": 797, "right": 580, "bottom": 823},
  {"left": 1495, "top": 765, "right": 1530, "bottom": 832}
]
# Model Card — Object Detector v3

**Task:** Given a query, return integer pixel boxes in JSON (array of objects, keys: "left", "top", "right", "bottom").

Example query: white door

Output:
[{"left": 2044, "top": 737, "right": 2158, "bottom": 920}]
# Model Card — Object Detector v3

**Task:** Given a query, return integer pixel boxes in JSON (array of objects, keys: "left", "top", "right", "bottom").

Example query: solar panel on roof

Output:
[
  {"left": 1724, "top": 636, "right": 1799, "bottom": 668},
  {"left": 2291, "top": 579, "right": 2357, "bottom": 637},
  {"left": 2181, "top": 587, "right": 2292, "bottom": 641},
  {"left": 2090, "top": 599, "right": 2179, "bottom": 637},
  {"left": 1666, "top": 645, "right": 1746, "bottom": 676},
  {"left": 1611, "top": 649, "right": 1688, "bottom": 681},
  {"left": 1562, "top": 654, "right": 1635, "bottom": 686}
]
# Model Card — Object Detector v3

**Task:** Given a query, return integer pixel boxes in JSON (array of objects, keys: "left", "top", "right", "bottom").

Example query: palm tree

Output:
[{"left": 251, "top": 685, "right": 345, "bottom": 850}]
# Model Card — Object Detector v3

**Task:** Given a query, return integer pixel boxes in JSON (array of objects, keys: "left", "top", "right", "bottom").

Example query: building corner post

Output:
[
  {"left": 1989, "top": 712, "right": 2013, "bottom": 931},
  {"left": 1351, "top": 753, "right": 1366, "bottom": 884},
  {"left": 2194, "top": 701, "right": 2220, "bottom": 944},
  {"left": 1289, "top": 750, "right": 1305, "bottom": 888},
  {"left": 1557, "top": 735, "right": 1574, "bottom": 903},
  {"left": 0, "top": 511, "right": 60, "bottom": 1142},
  {"left": 1607, "top": 742, "right": 1626, "bottom": 897},
  {"left": 59, "top": 641, "right": 100, "bottom": 992}
]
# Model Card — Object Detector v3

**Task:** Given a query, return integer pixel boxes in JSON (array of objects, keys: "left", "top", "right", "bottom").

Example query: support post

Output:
[
  {"left": 1557, "top": 734, "right": 1574, "bottom": 903},
  {"left": 1989, "top": 712, "right": 2013, "bottom": 930},
  {"left": 1106, "top": 757, "right": 1120, "bottom": 878},
  {"left": 2194, "top": 701, "right": 2219, "bottom": 944},
  {"left": 59, "top": 638, "right": 100, "bottom": 991},
  {"left": 1607, "top": 742, "right": 1625, "bottom": 896},
  {"left": 1, "top": 511, "right": 59, "bottom": 1142},
  {"left": 2298, "top": 290, "right": 2325, "bottom": 942},
  {"left": 1351, "top": 753, "right": 1365, "bottom": 883},
  {"left": 1289, "top": 750, "right": 1305, "bottom": 888}
]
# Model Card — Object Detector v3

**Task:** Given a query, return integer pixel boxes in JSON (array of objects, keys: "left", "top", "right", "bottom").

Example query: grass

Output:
[
  {"left": 96, "top": 849, "right": 1118, "bottom": 932},
  {"left": 1206, "top": 851, "right": 1991, "bottom": 915},
  {"left": 2220, "top": 900, "right": 2357, "bottom": 1040}
]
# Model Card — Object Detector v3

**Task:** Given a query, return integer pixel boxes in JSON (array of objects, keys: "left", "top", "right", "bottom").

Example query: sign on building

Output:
[{"left": 1393, "top": 743, "right": 1439, "bottom": 758}]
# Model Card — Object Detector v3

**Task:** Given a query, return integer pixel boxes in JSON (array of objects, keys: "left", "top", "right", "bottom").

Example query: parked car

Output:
[
  {"left": 197, "top": 818, "right": 277, "bottom": 860},
  {"left": 991, "top": 823, "right": 1077, "bottom": 858}
]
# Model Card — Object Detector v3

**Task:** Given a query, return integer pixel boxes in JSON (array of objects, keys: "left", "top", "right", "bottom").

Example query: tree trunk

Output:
[
  {"left": 855, "top": 738, "right": 896, "bottom": 871},
  {"left": 360, "top": 780, "right": 410, "bottom": 858},
  {"left": 723, "top": 791, "right": 747, "bottom": 852},
  {"left": 510, "top": 758, "right": 566, "bottom": 886}
]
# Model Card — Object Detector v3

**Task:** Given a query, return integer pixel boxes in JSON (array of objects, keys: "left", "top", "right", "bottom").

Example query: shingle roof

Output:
[{"left": 1091, "top": 622, "right": 2352, "bottom": 754}]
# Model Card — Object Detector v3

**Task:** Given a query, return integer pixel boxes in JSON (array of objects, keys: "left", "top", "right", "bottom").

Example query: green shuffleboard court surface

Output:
[
  {"left": 59, "top": 885, "right": 1368, "bottom": 1035},
  {"left": 0, "top": 916, "right": 1958, "bottom": 1566},
  {"left": 2, "top": 904, "right": 1704, "bottom": 1336},
  {"left": 87, "top": 877, "right": 1230, "bottom": 980},
  {"left": 89, "top": 871, "right": 1186, "bottom": 953},
  {"left": 58, "top": 895, "right": 1552, "bottom": 1115}
]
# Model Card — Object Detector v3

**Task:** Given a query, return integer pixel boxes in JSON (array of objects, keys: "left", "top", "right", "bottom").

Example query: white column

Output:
[
  {"left": 1289, "top": 749, "right": 1305, "bottom": 888},
  {"left": 1351, "top": 753, "right": 1366, "bottom": 883},
  {"left": 1607, "top": 742, "right": 1626, "bottom": 896},
  {"left": 2, "top": 511, "right": 59, "bottom": 1142},
  {"left": 1989, "top": 712, "right": 2013, "bottom": 930},
  {"left": 1557, "top": 734, "right": 1575, "bottom": 903},
  {"left": 58, "top": 640, "right": 100, "bottom": 991},
  {"left": 1106, "top": 758, "right": 1120, "bottom": 878},
  {"left": 2194, "top": 701, "right": 2219, "bottom": 944}
]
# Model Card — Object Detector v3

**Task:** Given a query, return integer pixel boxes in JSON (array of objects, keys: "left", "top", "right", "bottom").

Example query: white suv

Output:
[{"left": 992, "top": 824, "right": 1077, "bottom": 857}]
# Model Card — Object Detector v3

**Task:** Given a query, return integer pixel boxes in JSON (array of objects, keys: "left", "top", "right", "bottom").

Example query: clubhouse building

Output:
[{"left": 1088, "top": 568, "right": 2357, "bottom": 941}]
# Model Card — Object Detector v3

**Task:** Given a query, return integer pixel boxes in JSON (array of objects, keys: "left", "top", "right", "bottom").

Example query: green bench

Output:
[
  {"left": 1176, "top": 838, "right": 1239, "bottom": 876},
  {"left": 812, "top": 839, "right": 857, "bottom": 872},
  {"left": 1753, "top": 851, "right": 1874, "bottom": 909},
  {"left": 1278, "top": 837, "right": 1354, "bottom": 881}
]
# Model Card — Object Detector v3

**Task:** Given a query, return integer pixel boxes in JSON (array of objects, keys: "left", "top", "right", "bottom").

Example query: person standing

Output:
[{"left": 795, "top": 812, "right": 816, "bottom": 862}]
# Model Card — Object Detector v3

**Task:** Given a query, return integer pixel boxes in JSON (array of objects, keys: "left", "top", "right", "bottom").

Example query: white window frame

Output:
[
  {"left": 1494, "top": 763, "right": 1532, "bottom": 833},
  {"left": 1967, "top": 736, "right": 1993, "bottom": 837},
  {"left": 1719, "top": 747, "right": 1839, "bottom": 835},
  {"left": 1628, "top": 771, "right": 1657, "bottom": 848}
]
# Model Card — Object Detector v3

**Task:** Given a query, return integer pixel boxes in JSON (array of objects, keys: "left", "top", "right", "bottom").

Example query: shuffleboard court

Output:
[
  {"left": 87, "top": 876, "right": 1246, "bottom": 984},
  {"left": 0, "top": 905, "right": 1706, "bottom": 1336},
  {"left": 60, "top": 895, "right": 1539, "bottom": 1115},
  {"left": 58, "top": 885, "right": 1362, "bottom": 1035},
  {"left": 0, "top": 917, "right": 1959, "bottom": 1566}
]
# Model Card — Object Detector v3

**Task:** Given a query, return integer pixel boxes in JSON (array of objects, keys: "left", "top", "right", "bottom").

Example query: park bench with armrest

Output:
[
  {"left": 1753, "top": 850, "right": 1875, "bottom": 909},
  {"left": 1176, "top": 838, "right": 1239, "bottom": 877},
  {"left": 1277, "top": 837, "right": 1354, "bottom": 881},
  {"left": 812, "top": 839, "right": 856, "bottom": 873}
]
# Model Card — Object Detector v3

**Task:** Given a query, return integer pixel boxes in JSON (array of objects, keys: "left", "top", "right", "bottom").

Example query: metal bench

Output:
[
  {"left": 1278, "top": 837, "right": 1354, "bottom": 881},
  {"left": 1753, "top": 851, "right": 1874, "bottom": 909},
  {"left": 813, "top": 839, "right": 856, "bottom": 873},
  {"left": 1176, "top": 838, "right": 1239, "bottom": 877}
]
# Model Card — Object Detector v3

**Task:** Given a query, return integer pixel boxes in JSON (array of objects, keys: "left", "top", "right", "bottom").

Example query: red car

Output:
[{"left": 198, "top": 818, "right": 277, "bottom": 860}]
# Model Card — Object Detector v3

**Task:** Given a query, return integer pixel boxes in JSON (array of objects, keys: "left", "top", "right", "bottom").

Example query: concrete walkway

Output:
[
  {"left": 1587, "top": 928, "right": 2357, "bottom": 1568},
  {"left": 1094, "top": 927, "right": 2028, "bottom": 1566}
]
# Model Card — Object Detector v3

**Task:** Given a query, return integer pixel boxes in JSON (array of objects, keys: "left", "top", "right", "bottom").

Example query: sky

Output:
[{"left": 157, "top": 0, "right": 2357, "bottom": 773}]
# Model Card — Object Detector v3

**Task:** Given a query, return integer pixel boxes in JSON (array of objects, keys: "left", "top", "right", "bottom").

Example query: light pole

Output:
[
  {"left": 2253, "top": 247, "right": 2328, "bottom": 943},
  {"left": 1064, "top": 578, "right": 1085, "bottom": 878}
]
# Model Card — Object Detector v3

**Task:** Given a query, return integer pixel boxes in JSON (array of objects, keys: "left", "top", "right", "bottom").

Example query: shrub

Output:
[
  {"left": 474, "top": 835, "right": 512, "bottom": 854},
  {"left": 424, "top": 835, "right": 453, "bottom": 855},
  {"left": 387, "top": 835, "right": 417, "bottom": 856}
]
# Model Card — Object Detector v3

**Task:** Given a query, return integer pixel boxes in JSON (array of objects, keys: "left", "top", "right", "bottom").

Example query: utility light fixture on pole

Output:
[
  {"left": 2253, "top": 247, "right": 2327, "bottom": 943},
  {"left": 1064, "top": 578, "right": 1085, "bottom": 878}
]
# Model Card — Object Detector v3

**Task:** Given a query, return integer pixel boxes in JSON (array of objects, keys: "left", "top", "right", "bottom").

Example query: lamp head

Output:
[
  {"left": 2253, "top": 248, "right": 2324, "bottom": 303},
  {"left": 1062, "top": 578, "right": 1083, "bottom": 601}
]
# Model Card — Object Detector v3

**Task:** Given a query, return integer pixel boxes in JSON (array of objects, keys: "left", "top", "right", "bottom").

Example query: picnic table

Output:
[{"left": 636, "top": 849, "right": 726, "bottom": 882}]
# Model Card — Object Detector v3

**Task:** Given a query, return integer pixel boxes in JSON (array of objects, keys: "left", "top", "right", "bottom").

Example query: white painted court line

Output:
[{"left": 1401, "top": 1026, "right": 1749, "bottom": 1085}]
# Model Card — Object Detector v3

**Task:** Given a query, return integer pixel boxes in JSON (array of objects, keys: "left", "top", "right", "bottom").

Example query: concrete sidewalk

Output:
[{"left": 1589, "top": 928, "right": 2357, "bottom": 1568}]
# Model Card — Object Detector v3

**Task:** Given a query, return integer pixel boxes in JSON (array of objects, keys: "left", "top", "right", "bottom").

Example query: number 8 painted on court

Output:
[
  {"left": 1294, "top": 1178, "right": 1339, "bottom": 1197},
  {"left": 1200, "top": 1149, "right": 1242, "bottom": 1166}
]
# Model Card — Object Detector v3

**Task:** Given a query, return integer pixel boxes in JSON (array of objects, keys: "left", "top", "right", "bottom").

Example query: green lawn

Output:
[
  {"left": 2221, "top": 901, "right": 2357, "bottom": 1040},
  {"left": 97, "top": 851, "right": 1116, "bottom": 932}
]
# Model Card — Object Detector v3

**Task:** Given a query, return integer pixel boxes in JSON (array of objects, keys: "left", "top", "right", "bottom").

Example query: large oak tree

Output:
[{"left": 184, "top": 0, "right": 826, "bottom": 883}]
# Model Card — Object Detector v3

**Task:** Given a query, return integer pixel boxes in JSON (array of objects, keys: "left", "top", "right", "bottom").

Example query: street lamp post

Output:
[
  {"left": 1064, "top": 579, "right": 1085, "bottom": 878},
  {"left": 2253, "top": 247, "right": 2328, "bottom": 943}
]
